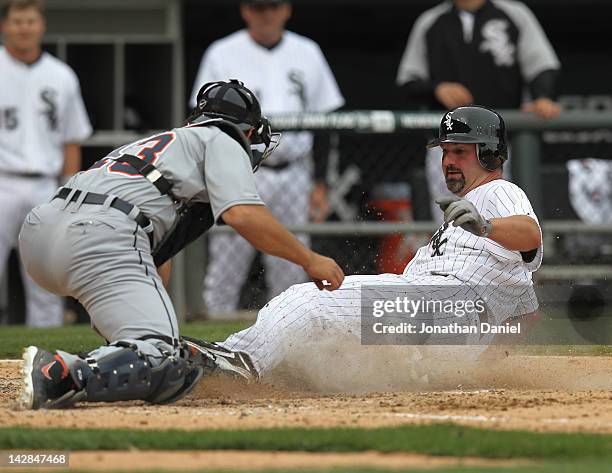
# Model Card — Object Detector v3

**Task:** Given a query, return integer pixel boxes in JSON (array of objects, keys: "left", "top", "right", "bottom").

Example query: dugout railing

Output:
[
  {"left": 79, "top": 111, "right": 612, "bottom": 319},
  {"left": 268, "top": 110, "right": 612, "bottom": 215}
]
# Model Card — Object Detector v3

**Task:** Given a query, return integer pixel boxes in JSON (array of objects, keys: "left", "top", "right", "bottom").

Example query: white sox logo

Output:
[
  {"left": 430, "top": 222, "right": 449, "bottom": 257},
  {"left": 288, "top": 70, "right": 307, "bottom": 110},
  {"left": 479, "top": 19, "right": 515, "bottom": 67},
  {"left": 444, "top": 113, "right": 453, "bottom": 131},
  {"left": 41, "top": 88, "right": 59, "bottom": 131}
]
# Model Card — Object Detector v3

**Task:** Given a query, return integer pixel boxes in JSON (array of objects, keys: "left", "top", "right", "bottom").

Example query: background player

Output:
[
  {"left": 18, "top": 80, "right": 344, "bottom": 409},
  {"left": 0, "top": 0, "right": 91, "bottom": 326},
  {"left": 188, "top": 106, "right": 543, "bottom": 380},
  {"left": 396, "top": 0, "right": 560, "bottom": 222},
  {"left": 190, "top": 0, "right": 344, "bottom": 317}
]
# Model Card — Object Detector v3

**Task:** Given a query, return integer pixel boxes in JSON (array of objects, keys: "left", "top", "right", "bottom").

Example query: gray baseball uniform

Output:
[{"left": 19, "top": 122, "right": 263, "bottom": 362}]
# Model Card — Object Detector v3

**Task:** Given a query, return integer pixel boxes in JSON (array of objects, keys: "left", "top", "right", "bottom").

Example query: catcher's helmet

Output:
[
  {"left": 187, "top": 79, "right": 280, "bottom": 170},
  {"left": 427, "top": 105, "right": 508, "bottom": 171}
]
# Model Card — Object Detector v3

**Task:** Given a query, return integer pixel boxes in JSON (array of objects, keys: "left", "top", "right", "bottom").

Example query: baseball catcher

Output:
[{"left": 18, "top": 79, "right": 344, "bottom": 409}]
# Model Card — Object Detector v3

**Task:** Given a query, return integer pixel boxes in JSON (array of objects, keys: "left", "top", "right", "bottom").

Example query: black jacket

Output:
[{"left": 397, "top": 0, "right": 560, "bottom": 109}]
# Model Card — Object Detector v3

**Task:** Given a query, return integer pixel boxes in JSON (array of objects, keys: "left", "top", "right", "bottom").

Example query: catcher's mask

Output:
[
  {"left": 427, "top": 105, "right": 508, "bottom": 171},
  {"left": 187, "top": 79, "right": 281, "bottom": 171}
]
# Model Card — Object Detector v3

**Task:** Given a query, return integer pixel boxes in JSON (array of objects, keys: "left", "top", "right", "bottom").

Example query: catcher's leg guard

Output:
[
  {"left": 74, "top": 341, "right": 203, "bottom": 405},
  {"left": 20, "top": 340, "right": 203, "bottom": 409}
]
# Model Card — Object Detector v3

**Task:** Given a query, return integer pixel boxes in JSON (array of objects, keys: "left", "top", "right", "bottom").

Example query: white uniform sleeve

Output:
[
  {"left": 396, "top": 14, "right": 431, "bottom": 85},
  {"left": 61, "top": 70, "right": 92, "bottom": 143},
  {"left": 308, "top": 43, "right": 344, "bottom": 112},
  {"left": 497, "top": 1, "right": 560, "bottom": 81},
  {"left": 204, "top": 130, "right": 264, "bottom": 221},
  {"left": 190, "top": 46, "right": 224, "bottom": 108},
  {"left": 480, "top": 182, "right": 543, "bottom": 272}
]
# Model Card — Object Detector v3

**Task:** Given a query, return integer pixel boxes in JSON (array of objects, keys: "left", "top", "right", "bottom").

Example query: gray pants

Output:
[{"left": 18, "top": 198, "right": 178, "bottom": 346}]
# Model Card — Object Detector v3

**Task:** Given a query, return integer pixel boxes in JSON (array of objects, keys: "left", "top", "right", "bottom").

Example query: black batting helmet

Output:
[
  {"left": 427, "top": 106, "right": 508, "bottom": 171},
  {"left": 187, "top": 79, "right": 280, "bottom": 170}
]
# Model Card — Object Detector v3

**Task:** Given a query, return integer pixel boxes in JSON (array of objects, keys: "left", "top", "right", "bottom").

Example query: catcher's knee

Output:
[{"left": 70, "top": 341, "right": 203, "bottom": 405}]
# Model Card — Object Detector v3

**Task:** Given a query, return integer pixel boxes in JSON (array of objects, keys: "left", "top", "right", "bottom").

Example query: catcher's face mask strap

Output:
[{"left": 250, "top": 131, "right": 281, "bottom": 172}]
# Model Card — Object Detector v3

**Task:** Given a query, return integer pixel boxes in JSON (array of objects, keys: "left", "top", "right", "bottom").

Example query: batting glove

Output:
[{"left": 436, "top": 196, "right": 493, "bottom": 237}]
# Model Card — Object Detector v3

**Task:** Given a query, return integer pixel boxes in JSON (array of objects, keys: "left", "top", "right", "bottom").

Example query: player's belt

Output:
[
  {"left": 53, "top": 187, "right": 153, "bottom": 246},
  {"left": 1, "top": 170, "right": 50, "bottom": 179},
  {"left": 260, "top": 160, "right": 292, "bottom": 171}
]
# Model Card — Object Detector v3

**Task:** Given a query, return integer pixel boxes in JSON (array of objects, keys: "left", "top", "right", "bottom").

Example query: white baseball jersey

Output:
[
  {"left": 0, "top": 47, "right": 92, "bottom": 176},
  {"left": 190, "top": 29, "right": 345, "bottom": 164},
  {"left": 1, "top": 47, "right": 91, "bottom": 327},
  {"left": 404, "top": 179, "right": 542, "bottom": 321}
]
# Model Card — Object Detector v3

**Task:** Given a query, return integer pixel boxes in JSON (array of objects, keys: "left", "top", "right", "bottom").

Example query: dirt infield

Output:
[
  {"left": 23, "top": 450, "right": 524, "bottom": 471},
  {"left": 1, "top": 354, "right": 611, "bottom": 471},
  {"left": 1, "top": 354, "right": 612, "bottom": 434}
]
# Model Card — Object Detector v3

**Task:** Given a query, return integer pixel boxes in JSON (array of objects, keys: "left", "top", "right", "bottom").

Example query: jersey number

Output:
[
  {"left": 0, "top": 108, "right": 18, "bottom": 130},
  {"left": 99, "top": 132, "right": 176, "bottom": 176}
]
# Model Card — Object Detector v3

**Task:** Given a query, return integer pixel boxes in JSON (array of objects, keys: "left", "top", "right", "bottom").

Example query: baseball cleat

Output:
[
  {"left": 182, "top": 336, "right": 258, "bottom": 382},
  {"left": 19, "top": 346, "right": 72, "bottom": 410}
]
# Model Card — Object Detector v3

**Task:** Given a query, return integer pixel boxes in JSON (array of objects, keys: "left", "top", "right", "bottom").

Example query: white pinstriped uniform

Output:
[
  {"left": 222, "top": 179, "right": 542, "bottom": 376},
  {"left": 405, "top": 180, "right": 542, "bottom": 284}
]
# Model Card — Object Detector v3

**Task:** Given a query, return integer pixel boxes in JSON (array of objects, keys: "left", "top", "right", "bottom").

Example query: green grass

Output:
[
  {"left": 0, "top": 322, "right": 250, "bottom": 359},
  {"left": 1, "top": 321, "right": 610, "bottom": 359},
  {"left": 1, "top": 425, "right": 611, "bottom": 460}
]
